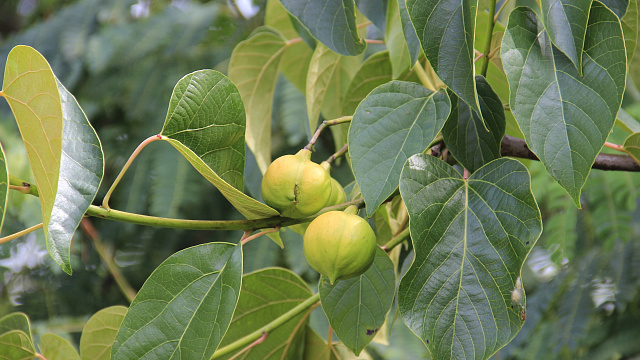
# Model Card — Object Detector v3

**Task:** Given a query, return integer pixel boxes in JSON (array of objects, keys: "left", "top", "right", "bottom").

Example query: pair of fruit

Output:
[{"left": 261, "top": 149, "right": 377, "bottom": 284}]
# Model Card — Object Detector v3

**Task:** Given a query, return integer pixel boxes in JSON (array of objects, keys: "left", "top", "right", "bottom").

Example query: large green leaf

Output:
[
  {"left": 112, "top": 243, "right": 242, "bottom": 360},
  {"left": 385, "top": 0, "right": 413, "bottom": 78},
  {"left": 306, "top": 44, "right": 361, "bottom": 133},
  {"left": 349, "top": 81, "right": 450, "bottom": 216},
  {"left": 398, "top": 155, "right": 542, "bottom": 360},
  {"left": 0, "top": 142, "right": 7, "bottom": 235},
  {"left": 0, "top": 331, "right": 35, "bottom": 359},
  {"left": 160, "top": 70, "right": 279, "bottom": 219},
  {"left": 319, "top": 248, "right": 395, "bottom": 355},
  {"left": 217, "top": 268, "right": 313, "bottom": 359},
  {"left": 442, "top": 76, "right": 505, "bottom": 173},
  {"left": 405, "top": 0, "right": 482, "bottom": 119},
  {"left": 342, "top": 51, "right": 396, "bottom": 116},
  {"left": 280, "top": 0, "right": 366, "bottom": 56},
  {"left": 0, "top": 313, "right": 32, "bottom": 339},
  {"left": 80, "top": 306, "right": 127, "bottom": 360},
  {"left": 540, "top": 0, "right": 592, "bottom": 73},
  {"left": 47, "top": 79, "right": 104, "bottom": 274},
  {"left": 229, "top": 29, "right": 287, "bottom": 173},
  {"left": 501, "top": 4, "right": 626, "bottom": 206},
  {"left": 2, "top": 45, "right": 62, "bottom": 249},
  {"left": 40, "top": 334, "right": 80, "bottom": 360}
]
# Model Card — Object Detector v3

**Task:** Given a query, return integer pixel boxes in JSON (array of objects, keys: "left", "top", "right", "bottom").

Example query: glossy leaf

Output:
[
  {"left": 540, "top": 0, "right": 592, "bottom": 72},
  {"left": 349, "top": 81, "right": 451, "bottom": 216},
  {"left": 40, "top": 333, "right": 80, "bottom": 360},
  {"left": 0, "top": 331, "right": 35, "bottom": 359},
  {"left": 47, "top": 79, "right": 104, "bottom": 274},
  {"left": 229, "top": 29, "right": 287, "bottom": 173},
  {"left": 442, "top": 76, "right": 506, "bottom": 173},
  {"left": 217, "top": 268, "right": 313, "bottom": 359},
  {"left": 280, "top": 0, "right": 366, "bottom": 56},
  {"left": 319, "top": 248, "right": 396, "bottom": 355},
  {"left": 306, "top": 44, "right": 361, "bottom": 133},
  {"left": 112, "top": 243, "right": 242, "bottom": 360},
  {"left": 398, "top": 155, "right": 542, "bottom": 360},
  {"left": 0, "top": 142, "right": 7, "bottom": 235},
  {"left": 2, "top": 45, "right": 62, "bottom": 252},
  {"left": 80, "top": 306, "right": 127, "bottom": 360},
  {"left": 405, "top": 0, "right": 482, "bottom": 118},
  {"left": 160, "top": 70, "right": 279, "bottom": 219},
  {"left": 501, "top": 4, "right": 626, "bottom": 205},
  {"left": 623, "top": 132, "right": 640, "bottom": 165},
  {"left": 0, "top": 313, "right": 32, "bottom": 338}
]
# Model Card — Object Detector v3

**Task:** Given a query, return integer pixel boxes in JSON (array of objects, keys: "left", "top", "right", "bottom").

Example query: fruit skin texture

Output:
[
  {"left": 261, "top": 149, "right": 332, "bottom": 218},
  {"left": 304, "top": 211, "right": 377, "bottom": 284}
]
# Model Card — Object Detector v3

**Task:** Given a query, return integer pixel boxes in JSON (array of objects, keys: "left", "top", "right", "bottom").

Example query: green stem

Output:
[
  {"left": 479, "top": 0, "right": 497, "bottom": 77},
  {"left": 210, "top": 293, "right": 320, "bottom": 359},
  {"left": 413, "top": 61, "right": 435, "bottom": 90},
  {"left": 102, "top": 134, "right": 164, "bottom": 210},
  {"left": 9, "top": 175, "right": 39, "bottom": 196},
  {"left": 326, "top": 143, "right": 349, "bottom": 165},
  {"left": 0, "top": 223, "right": 43, "bottom": 245},
  {"left": 382, "top": 227, "right": 410, "bottom": 251},
  {"left": 305, "top": 116, "right": 353, "bottom": 151}
]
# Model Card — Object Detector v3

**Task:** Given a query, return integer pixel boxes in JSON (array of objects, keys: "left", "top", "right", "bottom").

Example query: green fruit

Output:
[
  {"left": 261, "top": 149, "right": 332, "bottom": 218},
  {"left": 303, "top": 210, "right": 377, "bottom": 284}
]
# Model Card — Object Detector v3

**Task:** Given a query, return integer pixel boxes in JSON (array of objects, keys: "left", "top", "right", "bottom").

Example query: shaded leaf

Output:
[
  {"left": 501, "top": 4, "right": 626, "bottom": 206},
  {"left": 229, "top": 29, "right": 287, "bottom": 173},
  {"left": 0, "top": 331, "right": 35, "bottom": 359},
  {"left": 349, "top": 81, "right": 450, "bottom": 216},
  {"left": 80, "top": 306, "right": 127, "bottom": 360},
  {"left": 442, "top": 76, "right": 505, "bottom": 173},
  {"left": 217, "top": 268, "right": 313, "bottom": 359},
  {"left": 600, "top": 0, "right": 630, "bottom": 17},
  {"left": 160, "top": 70, "right": 279, "bottom": 219},
  {"left": 47, "top": 79, "right": 104, "bottom": 274},
  {"left": 40, "top": 333, "right": 80, "bottom": 360},
  {"left": 398, "top": 155, "right": 542, "bottom": 360},
  {"left": 0, "top": 142, "right": 7, "bottom": 235},
  {"left": 540, "top": 0, "right": 592, "bottom": 72},
  {"left": 342, "top": 51, "right": 395, "bottom": 116},
  {"left": 385, "top": 0, "right": 413, "bottom": 78},
  {"left": 303, "top": 328, "right": 336, "bottom": 360},
  {"left": 624, "top": 132, "right": 640, "bottom": 165},
  {"left": 398, "top": 0, "right": 421, "bottom": 66},
  {"left": 280, "top": 0, "right": 366, "bottom": 56},
  {"left": 319, "top": 248, "right": 396, "bottom": 355},
  {"left": 622, "top": 0, "right": 638, "bottom": 67},
  {"left": 357, "top": 0, "right": 388, "bottom": 32},
  {"left": 406, "top": 0, "right": 482, "bottom": 118},
  {"left": 112, "top": 243, "right": 242, "bottom": 360}
]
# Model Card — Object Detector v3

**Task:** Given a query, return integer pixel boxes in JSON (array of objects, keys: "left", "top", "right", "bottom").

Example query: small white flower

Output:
[{"left": 0, "top": 234, "right": 48, "bottom": 273}]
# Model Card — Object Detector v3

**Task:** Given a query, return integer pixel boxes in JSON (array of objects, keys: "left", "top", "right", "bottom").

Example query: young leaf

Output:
[
  {"left": 442, "top": 76, "right": 506, "bottom": 173},
  {"left": 160, "top": 70, "right": 279, "bottom": 219},
  {"left": 349, "top": 81, "right": 450, "bottom": 216},
  {"left": 0, "top": 142, "right": 7, "bottom": 235},
  {"left": 80, "top": 305, "right": 127, "bottom": 360},
  {"left": 0, "top": 330, "right": 36, "bottom": 358},
  {"left": 405, "top": 0, "right": 482, "bottom": 119},
  {"left": 39, "top": 333, "right": 80, "bottom": 360},
  {"left": 229, "top": 29, "right": 287, "bottom": 173},
  {"left": 2, "top": 45, "right": 63, "bottom": 253},
  {"left": 398, "top": 155, "right": 542, "bottom": 360},
  {"left": 0, "top": 313, "right": 32, "bottom": 339},
  {"left": 217, "top": 268, "right": 313, "bottom": 359},
  {"left": 47, "top": 79, "right": 104, "bottom": 275},
  {"left": 540, "top": 0, "right": 592, "bottom": 73},
  {"left": 501, "top": 4, "right": 626, "bottom": 206},
  {"left": 280, "top": 0, "right": 366, "bottom": 56},
  {"left": 319, "top": 248, "right": 396, "bottom": 355},
  {"left": 112, "top": 243, "right": 242, "bottom": 360}
]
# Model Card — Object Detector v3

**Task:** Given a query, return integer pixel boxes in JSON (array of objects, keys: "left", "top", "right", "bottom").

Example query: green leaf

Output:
[
  {"left": 342, "top": 51, "right": 395, "bottom": 116},
  {"left": 2, "top": 45, "right": 63, "bottom": 252},
  {"left": 303, "top": 327, "right": 337, "bottom": 360},
  {"left": 229, "top": 29, "right": 287, "bottom": 173},
  {"left": 357, "top": 0, "right": 388, "bottom": 32},
  {"left": 160, "top": 70, "right": 279, "bottom": 220},
  {"left": 624, "top": 132, "right": 640, "bottom": 165},
  {"left": 0, "top": 142, "right": 7, "bottom": 235},
  {"left": 79, "top": 306, "right": 127, "bottom": 360},
  {"left": 622, "top": 0, "right": 638, "bottom": 68},
  {"left": 217, "top": 268, "right": 313, "bottom": 359},
  {"left": 40, "top": 333, "right": 80, "bottom": 360},
  {"left": 306, "top": 44, "right": 361, "bottom": 133},
  {"left": 398, "top": 0, "right": 421, "bottom": 67},
  {"left": 385, "top": 0, "right": 413, "bottom": 78},
  {"left": 47, "top": 79, "right": 104, "bottom": 275},
  {"left": 319, "top": 248, "right": 396, "bottom": 355},
  {"left": 112, "top": 243, "right": 242, "bottom": 360},
  {"left": 398, "top": 155, "right": 542, "bottom": 360},
  {"left": 617, "top": 108, "right": 640, "bottom": 133},
  {"left": 0, "top": 313, "right": 32, "bottom": 338},
  {"left": 406, "top": 0, "right": 482, "bottom": 119},
  {"left": 280, "top": 0, "right": 366, "bottom": 56},
  {"left": 349, "top": 81, "right": 451, "bottom": 216},
  {"left": 501, "top": 4, "right": 626, "bottom": 206},
  {"left": 600, "top": 0, "right": 630, "bottom": 17},
  {"left": 0, "top": 331, "right": 35, "bottom": 359},
  {"left": 540, "top": 0, "right": 592, "bottom": 73},
  {"left": 442, "top": 76, "right": 506, "bottom": 173}
]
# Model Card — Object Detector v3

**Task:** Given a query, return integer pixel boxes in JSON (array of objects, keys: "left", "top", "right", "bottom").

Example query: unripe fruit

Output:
[
  {"left": 261, "top": 149, "right": 332, "bottom": 218},
  {"left": 303, "top": 209, "right": 377, "bottom": 284},
  {"left": 289, "top": 177, "right": 346, "bottom": 235}
]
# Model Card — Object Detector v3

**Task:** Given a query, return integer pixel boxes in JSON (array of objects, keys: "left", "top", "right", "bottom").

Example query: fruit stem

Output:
[
  {"left": 210, "top": 293, "right": 320, "bottom": 359},
  {"left": 0, "top": 222, "right": 43, "bottom": 245},
  {"left": 326, "top": 143, "right": 349, "bottom": 165},
  {"left": 479, "top": 0, "right": 497, "bottom": 77},
  {"left": 102, "top": 134, "right": 165, "bottom": 210},
  {"left": 305, "top": 116, "right": 352, "bottom": 151}
]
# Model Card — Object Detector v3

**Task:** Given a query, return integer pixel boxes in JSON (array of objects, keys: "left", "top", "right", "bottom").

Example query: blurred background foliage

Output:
[{"left": 0, "top": 1, "right": 639, "bottom": 359}]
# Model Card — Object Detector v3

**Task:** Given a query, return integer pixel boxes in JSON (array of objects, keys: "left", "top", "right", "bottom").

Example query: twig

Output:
[
  {"left": 381, "top": 227, "right": 410, "bottom": 251},
  {"left": 365, "top": 39, "right": 384, "bottom": 44},
  {"left": 326, "top": 144, "right": 349, "bottom": 165},
  {"left": 0, "top": 223, "right": 43, "bottom": 245},
  {"left": 305, "top": 116, "right": 353, "bottom": 150}
]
